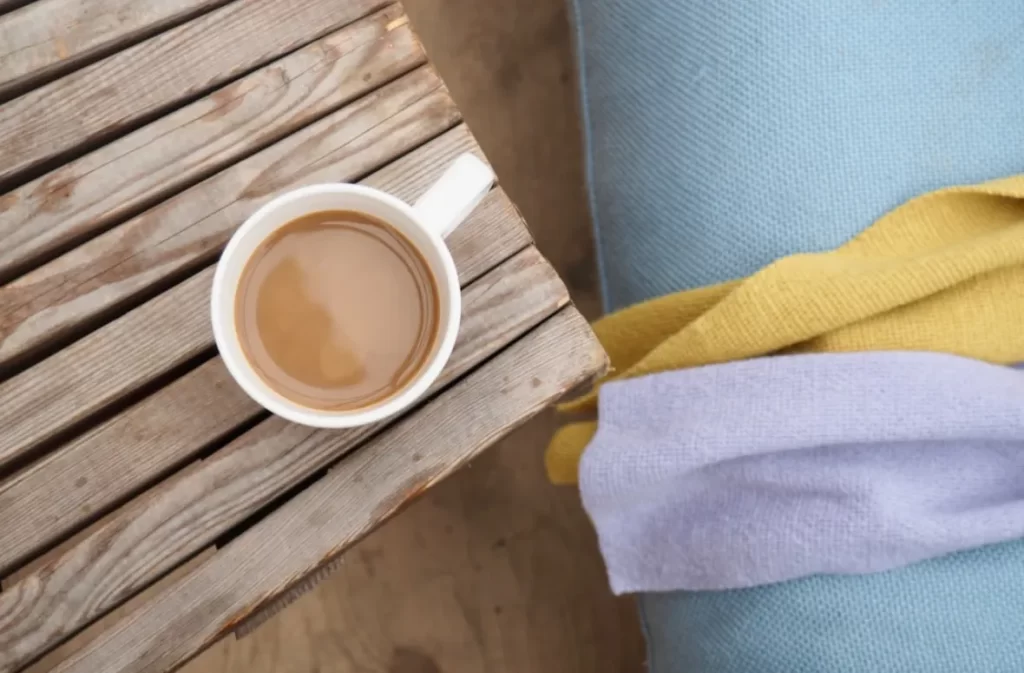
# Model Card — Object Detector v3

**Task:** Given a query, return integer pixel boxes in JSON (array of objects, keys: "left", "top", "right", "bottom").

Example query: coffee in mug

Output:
[
  {"left": 211, "top": 153, "right": 495, "bottom": 428},
  {"left": 235, "top": 210, "right": 440, "bottom": 411}
]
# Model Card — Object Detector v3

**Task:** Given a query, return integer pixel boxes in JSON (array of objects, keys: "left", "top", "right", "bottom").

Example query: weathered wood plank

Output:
[
  {"left": 0, "top": 267, "right": 212, "bottom": 473},
  {"left": 18, "top": 548, "right": 217, "bottom": 673},
  {"left": 1, "top": 472, "right": 182, "bottom": 590},
  {"left": 0, "top": 0, "right": 391, "bottom": 184},
  {"left": 0, "top": 5, "right": 425, "bottom": 281},
  {"left": 0, "top": 188, "right": 527, "bottom": 579},
  {"left": 0, "top": 246, "right": 566, "bottom": 673},
  {"left": 0, "top": 124, "right": 504, "bottom": 477},
  {"left": 48, "top": 308, "right": 605, "bottom": 673},
  {"left": 0, "top": 65, "right": 457, "bottom": 373},
  {"left": 0, "top": 0, "right": 231, "bottom": 98}
]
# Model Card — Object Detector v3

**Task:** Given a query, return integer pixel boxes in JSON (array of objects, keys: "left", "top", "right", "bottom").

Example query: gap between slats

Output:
[
  {"left": 208, "top": 242, "right": 544, "bottom": 555},
  {"left": 49, "top": 307, "right": 603, "bottom": 673},
  {"left": 223, "top": 295, "right": 591, "bottom": 638},
  {"left": 0, "top": 243, "right": 565, "bottom": 673},
  {"left": 0, "top": 122, "right": 503, "bottom": 493},
  {"left": 0, "top": 179, "right": 527, "bottom": 580},
  {"left": 0, "top": 0, "right": 394, "bottom": 192},
  {"left": 0, "top": 0, "right": 238, "bottom": 104},
  {"left": 0, "top": 4, "right": 424, "bottom": 285},
  {"left": 6, "top": 547, "right": 217, "bottom": 673},
  {"left": 0, "top": 65, "right": 458, "bottom": 384},
  {"left": 0, "top": 387, "right": 268, "bottom": 584}
]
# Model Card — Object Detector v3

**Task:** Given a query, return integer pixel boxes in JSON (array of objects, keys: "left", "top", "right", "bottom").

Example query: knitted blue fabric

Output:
[
  {"left": 573, "top": 0, "right": 1024, "bottom": 310},
  {"left": 640, "top": 539, "right": 1024, "bottom": 673}
]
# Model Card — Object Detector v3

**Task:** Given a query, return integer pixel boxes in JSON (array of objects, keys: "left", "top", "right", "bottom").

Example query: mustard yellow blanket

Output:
[{"left": 547, "top": 176, "right": 1024, "bottom": 484}]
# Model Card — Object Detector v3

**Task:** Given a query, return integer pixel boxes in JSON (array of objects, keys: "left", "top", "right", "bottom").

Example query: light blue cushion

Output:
[
  {"left": 572, "top": 1, "right": 1024, "bottom": 670},
  {"left": 574, "top": 0, "right": 1024, "bottom": 310},
  {"left": 639, "top": 539, "right": 1024, "bottom": 673}
]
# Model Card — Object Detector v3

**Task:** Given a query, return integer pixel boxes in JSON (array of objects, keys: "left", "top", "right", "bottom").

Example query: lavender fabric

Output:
[{"left": 579, "top": 352, "right": 1024, "bottom": 593}]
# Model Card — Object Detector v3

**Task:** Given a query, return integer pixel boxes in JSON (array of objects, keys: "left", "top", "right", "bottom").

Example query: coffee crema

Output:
[{"left": 235, "top": 210, "right": 440, "bottom": 411}]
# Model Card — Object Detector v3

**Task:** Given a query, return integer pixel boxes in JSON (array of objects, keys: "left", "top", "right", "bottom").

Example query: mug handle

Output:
[{"left": 413, "top": 153, "right": 495, "bottom": 238}]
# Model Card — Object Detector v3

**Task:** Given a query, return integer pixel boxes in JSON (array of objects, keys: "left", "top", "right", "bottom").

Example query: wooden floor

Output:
[{"left": 183, "top": 0, "right": 646, "bottom": 671}]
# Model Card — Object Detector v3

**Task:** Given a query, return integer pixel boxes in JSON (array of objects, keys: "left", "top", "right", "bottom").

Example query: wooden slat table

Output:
[{"left": 0, "top": 2, "right": 606, "bottom": 672}]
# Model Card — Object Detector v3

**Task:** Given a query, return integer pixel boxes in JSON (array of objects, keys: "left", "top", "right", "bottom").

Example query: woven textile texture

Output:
[
  {"left": 640, "top": 538, "right": 1024, "bottom": 673},
  {"left": 574, "top": 0, "right": 1024, "bottom": 311},
  {"left": 547, "top": 175, "right": 1024, "bottom": 483},
  {"left": 579, "top": 353, "right": 1024, "bottom": 593}
]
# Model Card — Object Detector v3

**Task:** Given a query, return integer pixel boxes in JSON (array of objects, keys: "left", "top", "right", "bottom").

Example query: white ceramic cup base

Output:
[{"left": 211, "top": 154, "right": 495, "bottom": 428}]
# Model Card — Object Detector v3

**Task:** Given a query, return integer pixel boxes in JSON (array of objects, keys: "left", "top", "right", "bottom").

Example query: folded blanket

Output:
[
  {"left": 641, "top": 537, "right": 1024, "bottom": 673},
  {"left": 547, "top": 176, "right": 1024, "bottom": 483},
  {"left": 579, "top": 352, "right": 1024, "bottom": 593}
]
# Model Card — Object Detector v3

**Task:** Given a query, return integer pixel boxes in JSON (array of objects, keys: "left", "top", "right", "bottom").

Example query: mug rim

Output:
[{"left": 211, "top": 183, "right": 462, "bottom": 428}]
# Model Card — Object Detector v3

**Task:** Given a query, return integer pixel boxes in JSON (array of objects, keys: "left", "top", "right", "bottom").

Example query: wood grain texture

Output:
[
  {"left": 18, "top": 548, "right": 217, "bottom": 673},
  {"left": 0, "top": 0, "right": 391, "bottom": 184},
  {"left": 0, "top": 2, "right": 638, "bottom": 673},
  {"left": 190, "top": 413, "right": 644, "bottom": 673},
  {"left": 0, "top": 65, "right": 458, "bottom": 373},
  {"left": 0, "top": 189, "right": 528, "bottom": 581},
  {"left": 0, "top": 0, "right": 230, "bottom": 98},
  {"left": 0, "top": 5, "right": 425, "bottom": 281},
  {"left": 0, "top": 267, "right": 213, "bottom": 473},
  {"left": 187, "top": 0, "right": 643, "bottom": 669},
  {"left": 230, "top": 556, "right": 346, "bottom": 639},
  {"left": 0, "top": 247, "right": 567, "bottom": 673},
  {"left": 0, "top": 123, "right": 508, "bottom": 484},
  {"left": 0, "top": 476, "right": 188, "bottom": 591},
  {"left": 49, "top": 308, "right": 606, "bottom": 673}
]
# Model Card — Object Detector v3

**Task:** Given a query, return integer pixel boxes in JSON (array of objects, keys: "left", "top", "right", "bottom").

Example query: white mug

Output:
[{"left": 211, "top": 153, "right": 495, "bottom": 428}]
